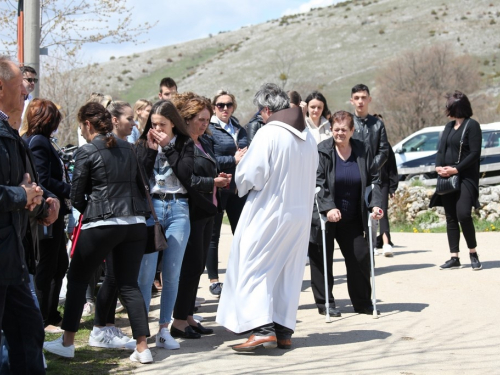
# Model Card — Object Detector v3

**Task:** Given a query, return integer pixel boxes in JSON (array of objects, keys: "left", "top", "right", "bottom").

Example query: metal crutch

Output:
[
  {"left": 367, "top": 185, "right": 379, "bottom": 319},
  {"left": 315, "top": 187, "right": 332, "bottom": 323}
]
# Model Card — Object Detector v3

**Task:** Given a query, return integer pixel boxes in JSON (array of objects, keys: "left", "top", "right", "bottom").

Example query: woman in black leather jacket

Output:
[
  {"left": 171, "top": 93, "right": 230, "bottom": 339},
  {"left": 24, "top": 99, "right": 70, "bottom": 332},
  {"left": 44, "top": 102, "right": 153, "bottom": 364}
]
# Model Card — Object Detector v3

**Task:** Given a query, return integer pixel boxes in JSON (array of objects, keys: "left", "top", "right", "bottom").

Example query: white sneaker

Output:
[
  {"left": 374, "top": 249, "right": 381, "bottom": 256},
  {"left": 89, "top": 327, "right": 130, "bottom": 349},
  {"left": 195, "top": 299, "right": 201, "bottom": 307},
  {"left": 129, "top": 348, "right": 153, "bottom": 364},
  {"left": 156, "top": 328, "right": 180, "bottom": 349},
  {"left": 43, "top": 335, "right": 75, "bottom": 358},
  {"left": 193, "top": 314, "right": 203, "bottom": 322},
  {"left": 195, "top": 296, "right": 205, "bottom": 304},
  {"left": 383, "top": 244, "right": 394, "bottom": 257},
  {"left": 108, "top": 326, "right": 136, "bottom": 350},
  {"left": 115, "top": 300, "right": 125, "bottom": 313},
  {"left": 82, "top": 302, "right": 94, "bottom": 317}
]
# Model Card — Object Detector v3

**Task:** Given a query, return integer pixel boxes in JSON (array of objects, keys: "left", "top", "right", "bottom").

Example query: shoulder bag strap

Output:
[
  {"left": 130, "top": 144, "right": 160, "bottom": 223},
  {"left": 456, "top": 119, "right": 470, "bottom": 164}
]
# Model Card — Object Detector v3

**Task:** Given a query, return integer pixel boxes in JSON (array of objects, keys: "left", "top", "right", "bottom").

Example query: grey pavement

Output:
[{"left": 132, "top": 225, "right": 500, "bottom": 374}]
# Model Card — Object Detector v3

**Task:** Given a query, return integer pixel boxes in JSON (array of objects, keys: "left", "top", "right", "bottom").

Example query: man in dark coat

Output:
[{"left": 0, "top": 56, "right": 50, "bottom": 374}]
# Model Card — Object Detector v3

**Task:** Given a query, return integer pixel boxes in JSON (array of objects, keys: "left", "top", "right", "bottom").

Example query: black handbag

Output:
[
  {"left": 131, "top": 145, "right": 168, "bottom": 253},
  {"left": 435, "top": 120, "right": 469, "bottom": 196}
]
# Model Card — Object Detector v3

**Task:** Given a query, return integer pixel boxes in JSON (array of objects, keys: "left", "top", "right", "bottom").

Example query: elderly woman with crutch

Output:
[{"left": 310, "top": 110, "right": 383, "bottom": 318}]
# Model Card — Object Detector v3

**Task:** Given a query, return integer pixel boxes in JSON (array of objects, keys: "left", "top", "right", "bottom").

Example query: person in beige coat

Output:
[{"left": 304, "top": 91, "right": 332, "bottom": 144}]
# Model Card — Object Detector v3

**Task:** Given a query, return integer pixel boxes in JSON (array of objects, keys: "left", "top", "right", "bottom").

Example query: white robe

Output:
[{"left": 216, "top": 120, "right": 318, "bottom": 333}]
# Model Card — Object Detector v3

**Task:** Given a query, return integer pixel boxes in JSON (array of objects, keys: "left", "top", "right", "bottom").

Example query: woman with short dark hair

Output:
[
  {"left": 43, "top": 102, "right": 153, "bottom": 363},
  {"left": 312, "top": 110, "right": 384, "bottom": 316},
  {"left": 25, "top": 99, "right": 70, "bottom": 333},
  {"left": 430, "top": 91, "right": 482, "bottom": 270}
]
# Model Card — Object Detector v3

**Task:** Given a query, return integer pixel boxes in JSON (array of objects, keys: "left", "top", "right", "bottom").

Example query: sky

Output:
[{"left": 81, "top": 0, "right": 341, "bottom": 62}]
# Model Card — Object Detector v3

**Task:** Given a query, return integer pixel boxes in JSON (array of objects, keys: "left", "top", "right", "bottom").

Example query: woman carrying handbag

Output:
[{"left": 430, "top": 91, "right": 482, "bottom": 271}]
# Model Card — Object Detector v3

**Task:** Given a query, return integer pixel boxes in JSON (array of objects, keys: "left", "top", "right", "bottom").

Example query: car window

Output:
[
  {"left": 484, "top": 131, "right": 500, "bottom": 148},
  {"left": 402, "top": 132, "right": 441, "bottom": 152}
]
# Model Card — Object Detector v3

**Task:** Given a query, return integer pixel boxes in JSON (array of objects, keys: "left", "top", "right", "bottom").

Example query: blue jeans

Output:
[{"left": 138, "top": 198, "right": 190, "bottom": 325}]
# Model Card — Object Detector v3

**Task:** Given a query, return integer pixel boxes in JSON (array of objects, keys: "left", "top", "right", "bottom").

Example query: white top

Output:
[
  {"left": 150, "top": 136, "right": 187, "bottom": 195},
  {"left": 305, "top": 116, "right": 332, "bottom": 144},
  {"left": 81, "top": 216, "right": 146, "bottom": 230}
]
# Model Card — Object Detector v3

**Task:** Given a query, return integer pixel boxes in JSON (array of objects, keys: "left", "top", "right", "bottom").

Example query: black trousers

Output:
[
  {"left": 35, "top": 214, "right": 69, "bottom": 327},
  {"left": 441, "top": 182, "right": 477, "bottom": 253},
  {"left": 378, "top": 184, "right": 392, "bottom": 244},
  {"left": 174, "top": 216, "right": 214, "bottom": 320},
  {"left": 0, "top": 282, "right": 45, "bottom": 374},
  {"left": 94, "top": 253, "right": 119, "bottom": 326},
  {"left": 206, "top": 192, "right": 246, "bottom": 280},
  {"left": 309, "top": 216, "right": 372, "bottom": 310},
  {"left": 61, "top": 224, "right": 149, "bottom": 338}
]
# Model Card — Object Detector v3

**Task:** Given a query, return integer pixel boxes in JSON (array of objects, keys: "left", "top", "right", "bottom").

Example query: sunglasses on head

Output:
[
  {"left": 24, "top": 77, "right": 38, "bottom": 84},
  {"left": 215, "top": 102, "right": 234, "bottom": 110}
]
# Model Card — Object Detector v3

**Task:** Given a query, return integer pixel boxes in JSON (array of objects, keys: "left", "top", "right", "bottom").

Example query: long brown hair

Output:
[{"left": 77, "top": 102, "right": 115, "bottom": 148}]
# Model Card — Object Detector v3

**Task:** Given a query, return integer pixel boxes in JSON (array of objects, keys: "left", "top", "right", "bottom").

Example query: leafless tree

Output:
[
  {"left": 375, "top": 43, "right": 480, "bottom": 144},
  {"left": 0, "top": 0, "right": 156, "bottom": 56},
  {"left": 40, "top": 53, "right": 102, "bottom": 146}
]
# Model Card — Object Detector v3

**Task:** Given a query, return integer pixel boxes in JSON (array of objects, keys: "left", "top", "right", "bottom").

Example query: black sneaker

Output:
[
  {"left": 439, "top": 257, "right": 462, "bottom": 270},
  {"left": 470, "top": 253, "right": 482, "bottom": 270},
  {"left": 209, "top": 282, "right": 223, "bottom": 296}
]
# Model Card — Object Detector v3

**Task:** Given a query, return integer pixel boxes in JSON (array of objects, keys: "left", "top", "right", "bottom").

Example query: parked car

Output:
[
  {"left": 398, "top": 127, "right": 500, "bottom": 181},
  {"left": 393, "top": 122, "right": 500, "bottom": 169}
]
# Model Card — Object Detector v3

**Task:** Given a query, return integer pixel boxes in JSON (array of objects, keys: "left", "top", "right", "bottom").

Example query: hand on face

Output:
[{"left": 150, "top": 128, "right": 170, "bottom": 148}]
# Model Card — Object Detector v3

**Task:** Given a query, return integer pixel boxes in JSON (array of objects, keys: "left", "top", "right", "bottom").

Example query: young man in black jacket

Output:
[{"left": 350, "top": 84, "right": 390, "bottom": 252}]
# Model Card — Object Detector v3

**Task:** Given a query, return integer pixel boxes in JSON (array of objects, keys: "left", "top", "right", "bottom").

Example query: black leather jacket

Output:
[
  {"left": 352, "top": 114, "right": 390, "bottom": 179},
  {"left": 245, "top": 112, "right": 265, "bottom": 144},
  {"left": 187, "top": 135, "right": 221, "bottom": 221},
  {"left": 71, "top": 135, "right": 149, "bottom": 222},
  {"left": 310, "top": 138, "right": 381, "bottom": 245}
]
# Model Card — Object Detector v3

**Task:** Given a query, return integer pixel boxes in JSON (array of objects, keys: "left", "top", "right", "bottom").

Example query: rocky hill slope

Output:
[{"left": 87, "top": 0, "right": 500, "bottom": 133}]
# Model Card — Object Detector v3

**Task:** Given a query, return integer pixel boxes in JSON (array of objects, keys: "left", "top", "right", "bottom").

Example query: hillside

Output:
[{"left": 85, "top": 0, "right": 500, "bottom": 138}]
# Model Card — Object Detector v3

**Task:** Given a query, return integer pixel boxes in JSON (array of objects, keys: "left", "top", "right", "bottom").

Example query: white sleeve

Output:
[{"left": 234, "top": 128, "right": 272, "bottom": 197}]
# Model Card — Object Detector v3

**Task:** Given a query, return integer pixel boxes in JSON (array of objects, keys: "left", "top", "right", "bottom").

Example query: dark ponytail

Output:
[{"left": 77, "top": 102, "right": 116, "bottom": 148}]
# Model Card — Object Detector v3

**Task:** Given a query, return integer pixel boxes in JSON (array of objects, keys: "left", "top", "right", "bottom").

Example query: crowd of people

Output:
[{"left": 0, "top": 54, "right": 483, "bottom": 372}]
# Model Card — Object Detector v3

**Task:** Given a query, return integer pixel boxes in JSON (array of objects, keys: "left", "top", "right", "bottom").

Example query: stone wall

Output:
[{"left": 388, "top": 184, "right": 500, "bottom": 229}]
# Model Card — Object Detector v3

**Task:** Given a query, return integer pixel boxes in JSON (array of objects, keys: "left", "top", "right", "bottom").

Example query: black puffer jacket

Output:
[
  {"left": 245, "top": 112, "right": 265, "bottom": 144},
  {"left": 352, "top": 114, "right": 390, "bottom": 178},
  {"left": 71, "top": 135, "right": 149, "bottom": 222},
  {"left": 310, "top": 137, "right": 381, "bottom": 245},
  {"left": 206, "top": 116, "right": 248, "bottom": 193}
]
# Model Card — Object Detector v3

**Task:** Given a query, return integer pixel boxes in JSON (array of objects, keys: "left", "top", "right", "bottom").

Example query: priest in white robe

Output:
[{"left": 216, "top": 83, "right": 318, "bottom": 352}]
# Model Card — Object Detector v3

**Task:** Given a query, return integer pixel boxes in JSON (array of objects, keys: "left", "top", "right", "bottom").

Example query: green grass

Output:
[
  {"left": 44, "top": 309, "right": 135, "bottom": 374},
  {"left": 120, "top": 47, "right": 220, "bottom": 103},
  {"left": 392, "top": 219, "right": 500, "bottom": 233}
]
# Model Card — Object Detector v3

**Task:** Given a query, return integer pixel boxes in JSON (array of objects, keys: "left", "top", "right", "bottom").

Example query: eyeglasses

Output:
[
  {"left": 215, "top": 102, "right": 234, "bottom": 110},
  {"left": 24, "top": 77, "right": 38, "bottom": 84}
]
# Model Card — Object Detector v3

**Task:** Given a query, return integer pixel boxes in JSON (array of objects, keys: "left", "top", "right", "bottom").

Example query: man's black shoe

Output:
[
  {"left": 318, "top": 306, "right": 341, "bottom": 317},
  {"left": 354, "top": 306, "right": 380, "bottom": 315}
]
